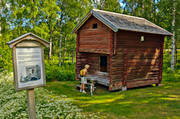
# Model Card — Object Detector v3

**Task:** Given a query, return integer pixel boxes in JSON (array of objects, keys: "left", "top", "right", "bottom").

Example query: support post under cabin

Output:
[{"left": 122, "top": 49, "right": 128, "bottom": 91}]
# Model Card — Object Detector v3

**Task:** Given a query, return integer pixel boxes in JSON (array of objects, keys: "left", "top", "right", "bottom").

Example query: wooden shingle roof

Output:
[{"left": 72, "top": 9, "right": 172, "bottom": 36}]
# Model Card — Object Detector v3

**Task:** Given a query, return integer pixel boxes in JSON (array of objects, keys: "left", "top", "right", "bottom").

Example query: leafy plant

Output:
[
  {"left": 45, "top": 60, "right": 75, "bottom": 81},
  {"left": 0, "top": 73, "right": 100, "bottom": 119}
]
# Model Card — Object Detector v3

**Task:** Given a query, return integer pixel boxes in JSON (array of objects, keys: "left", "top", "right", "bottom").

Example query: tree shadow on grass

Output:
[{"left": 46, "top": 80, "right": 180, "bottom": 119}]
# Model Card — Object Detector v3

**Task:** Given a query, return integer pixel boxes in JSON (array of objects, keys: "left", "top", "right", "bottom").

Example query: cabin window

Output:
[
  {"left": 92, "top": 23, "right": 98, "bottom": 29},
  {"left": 100, "top": 56, "right": 107, "bottom": 72}
]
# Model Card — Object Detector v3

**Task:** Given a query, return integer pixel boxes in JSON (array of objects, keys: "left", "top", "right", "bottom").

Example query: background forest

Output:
[
  {"left": 0, "top": 0, "right": 179, "bottom": 80},
  {"left": 0, "top": 1, "right": 180, "bottom": 118}
]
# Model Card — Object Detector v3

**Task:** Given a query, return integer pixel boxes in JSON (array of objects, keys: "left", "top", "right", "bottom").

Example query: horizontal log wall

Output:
[
  {"left": 127, "top": 79, "right": 159, "bottom": 88},
  {"left": 79, "top": 16, "right": 111, "bottom": 54},
  {"left": 76, "top": 52, "right": 88, "bottom": 78},
  {"left": 111, "top": 30, "right": 163, "bottom": 89},
  {"left": 76, "top": 52, "right": 110, "bottom": 79}
]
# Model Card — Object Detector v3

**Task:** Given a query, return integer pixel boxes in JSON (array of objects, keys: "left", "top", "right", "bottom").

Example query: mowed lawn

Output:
[{"left": 45, "top": 74, "right": 180, "bottom": 119}]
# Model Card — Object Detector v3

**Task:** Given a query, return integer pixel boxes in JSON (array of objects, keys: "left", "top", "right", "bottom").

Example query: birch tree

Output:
[{"left": 171, "top": 0, "right": 176, "bottom": 71}]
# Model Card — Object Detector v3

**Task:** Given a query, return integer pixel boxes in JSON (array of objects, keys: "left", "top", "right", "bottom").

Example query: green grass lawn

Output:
[{"left": 45, "top": 73, "right": 180, "bottom": 119}]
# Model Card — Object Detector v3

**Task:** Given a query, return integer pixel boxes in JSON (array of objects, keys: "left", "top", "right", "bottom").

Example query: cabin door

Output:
[{"left": 100, "top": 56, "right": 107, "bottom": 72}]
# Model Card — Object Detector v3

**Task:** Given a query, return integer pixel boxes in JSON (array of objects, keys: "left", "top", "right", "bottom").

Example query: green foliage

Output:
[
  {"left": 45, "top": 60, "right": 75, "bottom": 81},
  {"left": 0, "top": 35, "right": 13, "bottom": 72},
  {"left": 92, "top": 0, "right": 122, "bottom": 13},
  {"left": 0, "top": 0, "right": 179, "bottom": 74},
  {"left": 163, "top": 72, "right": 180, "bottom": 82},
  {"left": 0, "top": 73, "right": 101, "bottom": 119},
  {"left": 163, "top": 50, "right": 180, "bottom": 73},
  {"left": 163, "top": 50, "right": 180, "bottom": 82}
]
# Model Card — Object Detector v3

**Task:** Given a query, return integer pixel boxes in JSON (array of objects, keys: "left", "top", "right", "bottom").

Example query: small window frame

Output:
[{"left": 92, "top": 23, "right": 98, "bottom": 29}]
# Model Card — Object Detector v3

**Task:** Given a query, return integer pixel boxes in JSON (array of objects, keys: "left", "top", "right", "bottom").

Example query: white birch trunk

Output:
[
  {"left": 171, "top": 0, "right": 176, "bottom": 71},
  {"left": 49, "top": 37, "right": 52, "bottom": 60},
  {"left": 72, "top": 37, "right": 75, "bottom": 64},
  {"left": 59, "top": 34, "right": 62, "bottom": 66},
  {"left": 63, "top": 37, "right": 66, "bottom": 64}
]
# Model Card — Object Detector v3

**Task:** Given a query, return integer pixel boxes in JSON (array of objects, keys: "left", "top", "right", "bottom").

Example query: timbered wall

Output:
[
  {"left": 111, "top": 30, "right": 164, "bottom": 89},
  {"left": 78, "top": 16, "right": 112, "bottom": 54},
  {"left": 76, "top": 17, "right": 164, "bottom": 90},
  {"left": 76, "top": 52, "right": 110, "bottom": 79}
]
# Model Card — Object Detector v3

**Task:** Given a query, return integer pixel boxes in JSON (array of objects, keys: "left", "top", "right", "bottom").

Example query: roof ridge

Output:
[
  {"left": 92, "top": 10, "right": 118, "bottom": 32},
  {"left": 92, "top": 9, "right": 145, "bottom": 20}
]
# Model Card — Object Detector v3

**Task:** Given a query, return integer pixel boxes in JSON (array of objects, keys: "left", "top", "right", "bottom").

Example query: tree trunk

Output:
[
  {"left": 171, "top": 0, "right": 176, "bottom": 71},
  {"left": 168, "top": 39, "right": 170, "bottom": 62},
  {"left": 141, "top": 0, "right": 144, "bottom": 16},
  {"left": 132, "top": 0, "right": 135, "bottom": 15},
  {"left": 72, "top": 37, "right": 75, "bottom": 64},
  {"left": 49, "top": 31, "right": 52, "bottom": 60},
  {"left": 63, "top": 37, "right": 66, "bottom": 65},
  {"left": 59, "top": 34, "right": 62, "bottom": 66},
  {"left": 59, "top": 16, "right": 63, "bottom": 66},
  {"left": 175, "top": 39, "right": 177, "bottom": 64},
  {"left": 68, "top": 51, "right": 71, "bottom": 62},
  {"left": 153, "top": 0, "right": 156, "bottom": 23}
]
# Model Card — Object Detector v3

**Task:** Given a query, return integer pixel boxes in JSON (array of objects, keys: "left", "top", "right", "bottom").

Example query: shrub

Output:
[
  {"left": 45, "top": 60, "right": 75, "bottom": 81},
  {"left": 163, "top": 72, "right": 180, "bottom": 82}
]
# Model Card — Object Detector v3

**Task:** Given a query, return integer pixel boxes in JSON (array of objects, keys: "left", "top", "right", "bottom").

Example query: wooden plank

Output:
[
  {"left": 79, "top": 45, "right": 109, "bottom": 49},
  {"left": 113, "top": 32, "right": 117, "bottom": 55},
  {"left": 79, "top": 41, "right": 109, "bottom": 45},
  {"left": 80, "top": 32, "right": 109, "bottom": 37},
  {"left": 127, "top": 65, "right": 159, "bottom": 70},
  {"left": 112, "top": 74, "right": 124, "bottom": 80},
  {"left": 123, "top": 49, "right": 128, "bottom": 86},
  {"left": 127, "top": 79, "right": 159, "bottom": 88},
  {"left": 127, "top": 61, "right": 160, "bottom": 66},
  {"left": 127, "top": 74, "right": 159, "bottom": 80},
  {"left": 109, "top": 30, "right": 113, "bottom": 91},
  {"left": 79, "top": 49, "right": 110, "bottom": 54},
  {"left": 158, "top": 37, "right": 164, "bottom": 83},
  {"left": 16, "top": 40, "right": 41, "bottom": 47}
]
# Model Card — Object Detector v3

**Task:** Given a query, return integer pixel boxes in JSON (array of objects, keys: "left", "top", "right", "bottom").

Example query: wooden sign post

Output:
[
  {"left": 27, "top": 89, "right": 36, "bottom": 119},
  {"left": 7, "top": 33, "right": 49, "bottom": 119}
]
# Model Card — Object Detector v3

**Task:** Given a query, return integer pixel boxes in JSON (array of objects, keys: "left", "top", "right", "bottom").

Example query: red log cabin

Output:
[{"left": 72, "top": 9, "right": 172, "bottom": 91}]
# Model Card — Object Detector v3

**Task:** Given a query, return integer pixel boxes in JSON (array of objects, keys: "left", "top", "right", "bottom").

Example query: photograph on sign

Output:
[{"left": 16, "top": 47, "right": 44, "bottom": 89}]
